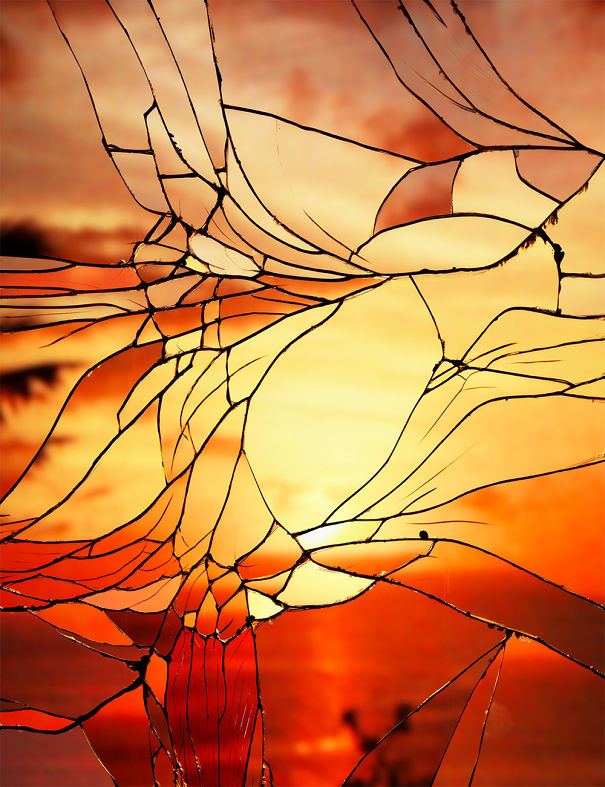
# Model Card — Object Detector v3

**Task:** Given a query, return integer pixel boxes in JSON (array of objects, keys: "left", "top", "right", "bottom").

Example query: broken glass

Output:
[{"left": 1, "top": 1, "right": 603, "bottom": 785}]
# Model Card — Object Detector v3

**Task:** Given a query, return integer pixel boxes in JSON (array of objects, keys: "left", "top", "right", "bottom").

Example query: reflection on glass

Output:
[{"left": 1, "top": 1, "right": 603, "bottom": 785}]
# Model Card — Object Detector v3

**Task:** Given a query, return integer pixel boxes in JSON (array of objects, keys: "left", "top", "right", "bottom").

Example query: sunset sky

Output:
[
  {"left": 1, "top": 0, "right": 604, "bottom": 238},
  {"left": 2, "top": 0, "right": 603, "bottom": 585},
  {"left": 1, "top": 2, "right": 604, "bottom": 784}
]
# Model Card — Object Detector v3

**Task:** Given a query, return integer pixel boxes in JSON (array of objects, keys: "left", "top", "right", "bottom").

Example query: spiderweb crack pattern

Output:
[{"left": 1, "top": 1, "right": 603, "bottom": 785}]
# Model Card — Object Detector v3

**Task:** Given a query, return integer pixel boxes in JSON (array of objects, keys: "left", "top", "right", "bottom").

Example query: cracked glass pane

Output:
[{"left": 1, "top": 1, "right": 603, "bottom": 785}]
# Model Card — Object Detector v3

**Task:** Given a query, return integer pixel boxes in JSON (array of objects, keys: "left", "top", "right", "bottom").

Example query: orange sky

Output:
[
  {"left": 1, "top": 0, "right": 604, "bottom": 250},
  {"left": 1, "top": 0, "right": 604, "bottom": 598},
  {"left": 1, "top": 6, "right": 604, "bottom": 786}
]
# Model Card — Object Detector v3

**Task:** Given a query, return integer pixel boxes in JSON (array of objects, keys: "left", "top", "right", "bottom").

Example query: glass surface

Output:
[{"left": 1, "top": 1, "right": 603, "bottom": 785}]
